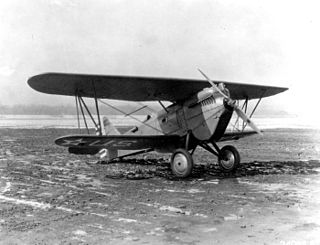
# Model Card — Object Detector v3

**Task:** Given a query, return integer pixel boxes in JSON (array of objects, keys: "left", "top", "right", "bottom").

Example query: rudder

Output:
[
  {"left": 103, "top": 116, "right": 120, "bottom": 135},
  {"left": 101, "top": 116, "right": 120, "bottom": 160}
]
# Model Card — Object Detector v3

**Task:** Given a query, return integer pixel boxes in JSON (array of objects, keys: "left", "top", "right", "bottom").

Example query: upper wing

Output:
[
  {"left": 28, "top": 73, "right": 288, "bottom": 102},
  {"left": 55, "top": 134, "right": 181, "bottom": 150}
]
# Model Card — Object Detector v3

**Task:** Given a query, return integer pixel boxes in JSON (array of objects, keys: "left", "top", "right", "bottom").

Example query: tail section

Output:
[
  {"left": 103, "top": 117, "right": 120, "bottom": 135},
  {"left": 101, "top": 117, "right": 120, "bottom": 160},
  {"left": 98, "top": 148, "right": 118, "bottom": 160},
  {"left": 99, "top": 117, "right": 137, "bottom": 161}
]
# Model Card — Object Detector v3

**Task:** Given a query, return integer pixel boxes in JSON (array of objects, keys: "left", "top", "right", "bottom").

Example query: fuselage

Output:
[{"left": 127, "top": 87, "right": 233, "bottom": 143}]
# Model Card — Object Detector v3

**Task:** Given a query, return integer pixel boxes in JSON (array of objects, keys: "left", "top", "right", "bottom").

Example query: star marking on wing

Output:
[{"left": 60, "top": 138, "right": 88, "bottom": 146}]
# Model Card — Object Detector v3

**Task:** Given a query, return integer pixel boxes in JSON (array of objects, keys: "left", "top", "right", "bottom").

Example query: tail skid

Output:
[{"left": 98, "top": 148, "right": 118, "bottom": 160}]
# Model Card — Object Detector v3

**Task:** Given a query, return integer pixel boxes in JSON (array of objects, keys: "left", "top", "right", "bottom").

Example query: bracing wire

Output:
[{"left": 98, "top": 99, "right": 164, "bottom": 134}]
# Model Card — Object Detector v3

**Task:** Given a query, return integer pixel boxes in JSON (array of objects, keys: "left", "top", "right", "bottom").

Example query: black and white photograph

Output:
[{"left": 0, "top": 0, "right": 320, "bottom": 244}]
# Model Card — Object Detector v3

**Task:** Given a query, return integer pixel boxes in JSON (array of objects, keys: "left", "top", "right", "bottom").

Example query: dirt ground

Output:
[{"left": 0, "top": 128, "right": 320, "bottom": 245}]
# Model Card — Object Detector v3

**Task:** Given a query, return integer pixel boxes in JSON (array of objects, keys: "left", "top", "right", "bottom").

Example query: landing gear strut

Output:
[
  {"left": 199, "top": 142, "right": 240, "bottom": 172},
  {"left": 170, "top": 133, "right": 241, "bottom": 177}
]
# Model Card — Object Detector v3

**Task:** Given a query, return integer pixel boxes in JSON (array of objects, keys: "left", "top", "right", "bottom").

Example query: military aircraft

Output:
[{"left": 28, "top": 70, "right": 288, "bottom": 178}]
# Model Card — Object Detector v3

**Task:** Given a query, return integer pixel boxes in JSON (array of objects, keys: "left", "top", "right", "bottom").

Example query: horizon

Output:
[
  {"left": 0, "top": 113, "right": 318, "bottom": 130},
  {"left": 0, "top": 100, "right": 292, "bottom": 117}
]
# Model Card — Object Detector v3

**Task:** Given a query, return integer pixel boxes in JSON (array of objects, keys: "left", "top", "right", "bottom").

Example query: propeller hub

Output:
[{"left": 223, "top": 98, "right": 235, "bottom": 111}]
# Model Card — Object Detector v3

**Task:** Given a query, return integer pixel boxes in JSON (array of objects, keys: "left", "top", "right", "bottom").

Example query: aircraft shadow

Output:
[
  {"left": 101, "top": 159, "right": 320, "bottom": 180},
  {"left": 193, "top": 160, "right": 320, "bottom": 179}
]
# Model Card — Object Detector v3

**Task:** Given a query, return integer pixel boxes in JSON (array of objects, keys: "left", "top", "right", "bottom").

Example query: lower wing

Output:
[
  {"left": 218, "top": 130, "right": 260, "bottom": 142},
  {"left": 55, "top": 134, "right": 181, "bottom": 151}
]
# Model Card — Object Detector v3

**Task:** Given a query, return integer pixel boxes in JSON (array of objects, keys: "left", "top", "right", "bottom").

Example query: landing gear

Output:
[
  {"left": 199, "top": 142, "right": 240, "bottom": 173},
  {"left": 170, "top": 148, "right": 193, "bottom": 178},
  {"left": 218, "top": 145, "right": 240, "bottom": 172},
  {"left": 169, "top": 132, "right": 241, "bottom": 177}
]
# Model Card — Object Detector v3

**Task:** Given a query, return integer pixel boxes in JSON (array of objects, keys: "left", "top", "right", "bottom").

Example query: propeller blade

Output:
[
  {"left": 197, "top": 69, "right": 262, "bottom": 135},
  {"left": 197, "top": 69, "right": 228, "bottom": 99},
  {"left": 234, "top": 107, "right": 262, "bottom": 135}
]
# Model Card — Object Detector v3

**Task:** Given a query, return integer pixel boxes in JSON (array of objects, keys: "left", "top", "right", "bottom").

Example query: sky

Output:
[{"left": 0, "top": 0, "right": 320, "bottom": 120}]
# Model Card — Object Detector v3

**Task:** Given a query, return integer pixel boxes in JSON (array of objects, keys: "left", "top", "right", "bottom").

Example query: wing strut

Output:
[
  {"left": 74, "top": 94, "right": 102, "bottom": 135},
  {"left": 242, "top": 97, "right": 248, "bottom": 129},
  {"left": 249, "top": 96, "right": 263, "bottom": 119},
  {"left": 79, "top": 97, "right": 99, "bottom": 129},
  {"left": 73, "top": 83, "right": 104, "bottom": 135},
  {"left": 242, "top": 90, "right": 266, "bottom": 132},
  {"left": 229, "top": 90, "right": 265, "bottom": 134},
  {"left": 75, "top": 95, "right": 81, "bottom": 133},
  {"left": 92, "top": 81, "right": 102, "bottom": 135},
  {"left": 233, "top": 97, "right": 248, "bottom": 131},
  {"left": 78, "top": 96, "right": 90, "bottom": 134}
]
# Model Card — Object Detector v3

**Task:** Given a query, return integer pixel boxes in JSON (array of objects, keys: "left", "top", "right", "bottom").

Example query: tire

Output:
[
  {"left": 170, "top": 148, "right": 193, "bottom": 178},
  {"left": 218, "top": 145, "right": 240, "bottom": 172}
]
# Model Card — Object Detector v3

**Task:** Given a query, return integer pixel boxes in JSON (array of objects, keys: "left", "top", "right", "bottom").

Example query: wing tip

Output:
[{"left": 27, "top": 74, "right": 42, "bottom": 91}]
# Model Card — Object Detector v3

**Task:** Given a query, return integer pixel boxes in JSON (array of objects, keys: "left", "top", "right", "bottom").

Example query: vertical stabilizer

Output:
[
  {"left": 100, "top": 117, "right": 120, "bottom": 160},
  {"left": 103, "top": 117, "right": 121, "bottom": 135}
]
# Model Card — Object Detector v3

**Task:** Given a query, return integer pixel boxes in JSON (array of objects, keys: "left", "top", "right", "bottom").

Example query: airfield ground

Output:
[{"left": 0, "top": 128, "right": 320, "bottom": 244}]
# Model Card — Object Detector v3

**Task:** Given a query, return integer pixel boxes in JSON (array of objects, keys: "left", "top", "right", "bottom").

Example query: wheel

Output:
[
  {"left": 170, "top": 148, "right": 193, "bottom": 178},
  {"left": 218, "top": 145, "right": 240, "bottom": 172}
]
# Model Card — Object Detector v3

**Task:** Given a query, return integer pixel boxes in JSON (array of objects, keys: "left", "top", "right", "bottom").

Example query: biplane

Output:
[{"left": 28, "top": 70, "right": 287, "bottom": 178}]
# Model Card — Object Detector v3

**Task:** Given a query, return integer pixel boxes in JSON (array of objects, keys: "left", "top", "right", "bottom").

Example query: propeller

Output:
[{"left": 198, "top": 69, "right": 262, "bottom": 135}]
